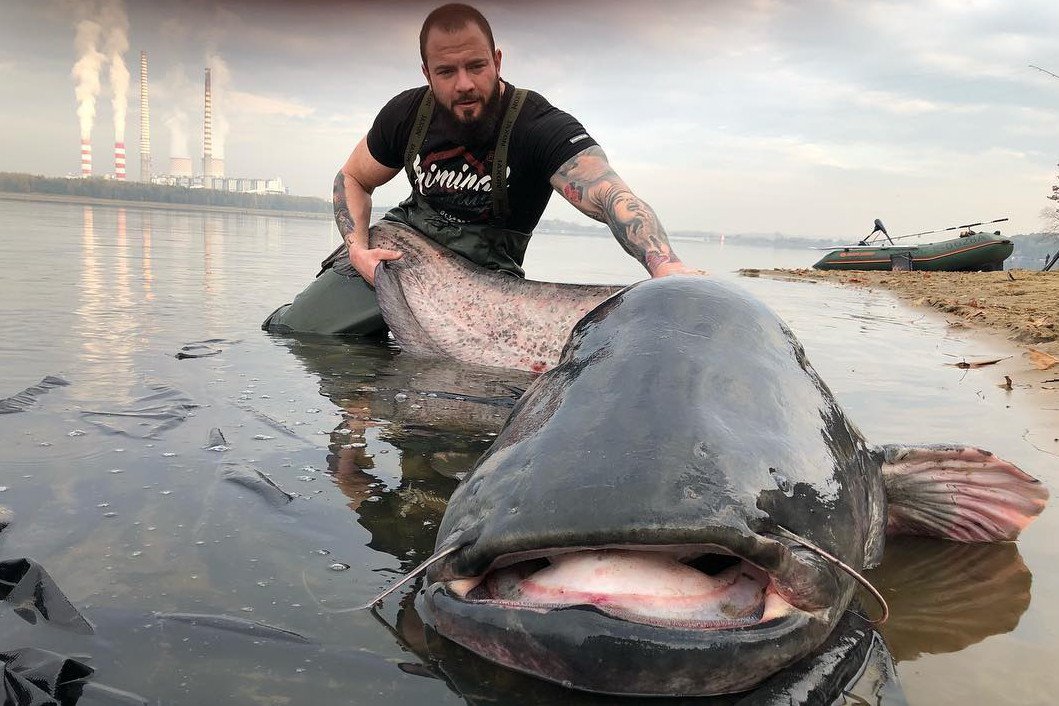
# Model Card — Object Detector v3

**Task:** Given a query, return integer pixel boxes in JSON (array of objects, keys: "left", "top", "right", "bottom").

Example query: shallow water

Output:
[{"left": 0, "top": 198, "right": 1056, "bottom": 704}]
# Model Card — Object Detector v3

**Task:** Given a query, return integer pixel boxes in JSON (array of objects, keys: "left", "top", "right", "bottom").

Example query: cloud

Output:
[
  {"left": 603, "top": 144, "right": 1048, "bottom": 237},
  {"left": 228, "top": 91, "right": 314, "bottom": 118},
  {"left": 857, "top": 0, "right": 1059, "bottom": 87},
  {"left": 157, "top": 17, "right": 189, "bottom": 43},
  {"left": 163, "top": 111, "right": 190, "bottom": 158},
  {"left": 154, "top": 65, "right": 197, "bottom": 158},
  {"left": 766, "top": 69, "right": 972, "bottom": 117},
  {"left": 1002, "top": 106, "right": 1059, "bottom": 137}
]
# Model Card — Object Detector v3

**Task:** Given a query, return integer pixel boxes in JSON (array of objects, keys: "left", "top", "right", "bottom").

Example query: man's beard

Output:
[{"left": 436, "top": 81, "right": 504, "bottom": 147}]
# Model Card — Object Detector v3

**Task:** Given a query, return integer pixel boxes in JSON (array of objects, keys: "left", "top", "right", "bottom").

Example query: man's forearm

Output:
[
  {"left": 332, "top": 170, "right": 372, "bottom": 251},
  {"left": 552, "top": 147, "right": 682, "bottom": 275},
  {"left": 597, "top": 186, "right": 682, "bottom": 274}
]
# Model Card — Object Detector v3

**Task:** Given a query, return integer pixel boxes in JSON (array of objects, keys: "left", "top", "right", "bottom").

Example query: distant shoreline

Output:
[
  {"left": 5, "top": 191, "right": 1052, "bottom": 259},
  {"left": 0, "top": 191, "right": 333, "bottom": 220}
]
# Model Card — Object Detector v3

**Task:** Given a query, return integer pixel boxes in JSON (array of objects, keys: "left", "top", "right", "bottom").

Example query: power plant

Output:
[
  {"left": 70, "top": 7, "right": 287, "bottom": 196},
  {"left": 143, "top": 61, "right": 283, "bottom": 194}
]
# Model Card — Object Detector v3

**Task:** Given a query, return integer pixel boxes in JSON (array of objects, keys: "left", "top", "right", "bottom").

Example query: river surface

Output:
[{"left": 0, "top": 197, "right": 1056, "bottom": 704}]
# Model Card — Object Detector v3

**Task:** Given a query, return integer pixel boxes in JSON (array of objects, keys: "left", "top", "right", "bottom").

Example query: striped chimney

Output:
[
  {"left": 139, "top": 50, "right": 150, "bottom": 181},
  {"left": 114, "top": 141, "right": 126, "bottom": 180},
  {"left": 81, "top": 139, "right": 92, "bottom": 177},
  {"left": 203, "top": 67, "right": 212, "bottom": 176}
]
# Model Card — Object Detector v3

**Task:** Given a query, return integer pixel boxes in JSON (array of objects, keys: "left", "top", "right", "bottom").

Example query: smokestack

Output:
[
  {"left": 102, "top": 0, "right": 130, "bottom": 181},
  {"left": 203, "top": 67, "right": 212, "bottom": 177},
  {"left": 72, "top": 19, "right": 104, "bottom": 177},
  {"left": 114, "top": 141, "right": 126, "bottom": 180},
  {"left": 81, "top": 139, "right": 92, "bottom": 177},
  {"left": 139, "top": 50, "right": 150, "bottom": 181}
]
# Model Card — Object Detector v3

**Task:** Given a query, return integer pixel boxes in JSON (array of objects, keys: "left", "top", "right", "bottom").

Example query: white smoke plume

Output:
[
  {"left": 156, "top": 65, "right": 195, "bottom": 160},
  {"left": 165, "top": 111, "right": 190, "bottom": 158},
  {"left": 101, "top": 0, "right": 130, "bottom": 139},
  {"left": 205, "top": 53, "right": 230, "bottom": 159},
  {"left": 71, "top": 19, "right": 106, "bottom": 140}
]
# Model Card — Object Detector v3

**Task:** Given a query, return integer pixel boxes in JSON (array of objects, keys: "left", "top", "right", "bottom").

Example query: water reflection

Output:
[
  {"left": 113, "top": 208, "right": 135, "bottom": 349},
  {"left": 141, "top": 210, "right": 153, "bottom": 300},
  {"left": 371, "top": 589, "right": 902, "bottom": 705},
  {"left": 77, "top": 205, "right": 103, "bottom": 368},
  {"left": 263, "top": 214, "right": 285, "bottom": 253},
  {"left": 73, "top": 206, "right": 140, "bottom": 394},
  {"left": 279, "top": 337, "right": 530, "bottom": 567},
  {"left": 116, "top": 207, "right": 129, "bottom": 291},
  {"left": 203, "top": 214, "right": 223, "bottom": 296},
  {"left": 868, "top": 536, "right": 1032, "bottom": 662}
]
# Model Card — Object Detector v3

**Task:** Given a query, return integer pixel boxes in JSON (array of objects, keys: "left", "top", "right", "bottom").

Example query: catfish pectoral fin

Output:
[{"left": 879, "top": 444, "right": 1049, "bottom": 542}]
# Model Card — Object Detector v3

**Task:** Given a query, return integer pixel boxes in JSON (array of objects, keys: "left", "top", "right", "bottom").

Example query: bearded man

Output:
[{"left": 264, "top": 3, "right": 699, "bottom": 336}]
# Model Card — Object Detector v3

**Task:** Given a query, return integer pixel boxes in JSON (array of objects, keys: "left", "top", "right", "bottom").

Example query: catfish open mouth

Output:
[
  {"left": 421, "top": 542, "right": 846, "bottom": 695},
  {"left": 442, "top": 544, "right": 825, "bottom": 630}
]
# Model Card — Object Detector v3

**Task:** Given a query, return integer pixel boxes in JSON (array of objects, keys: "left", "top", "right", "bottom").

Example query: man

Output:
[{"left": 263, "top": 3, "right": 699, "bottom": 336}]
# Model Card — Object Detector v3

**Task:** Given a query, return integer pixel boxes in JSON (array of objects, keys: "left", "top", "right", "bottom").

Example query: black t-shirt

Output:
[{"left": 366, "top": 82, "right": 597, "bottom": 235}]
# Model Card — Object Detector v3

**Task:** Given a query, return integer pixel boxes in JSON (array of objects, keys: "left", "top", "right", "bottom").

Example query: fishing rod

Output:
[
  {"left": 862, "top": 217, "right": 1009, "bottom": 245},
  {"left": 1029, "top": 64, "right": 1059, "bottom": 81}
]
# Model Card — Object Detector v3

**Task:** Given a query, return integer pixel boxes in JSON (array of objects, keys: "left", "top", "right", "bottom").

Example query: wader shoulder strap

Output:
[
  {"left": 403, "top": 90, "right": 436, "bottom": 187},
  {"left": 490, "top": 88, "right": 528, "bottom": 226},
  {"left": 400, "top": 87, "right": 528, "bottom": 225}
]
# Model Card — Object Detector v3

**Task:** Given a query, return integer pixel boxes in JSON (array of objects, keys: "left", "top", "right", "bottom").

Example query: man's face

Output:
[{"left": 422, "top": 22, "right": 502, "bottom": 140}]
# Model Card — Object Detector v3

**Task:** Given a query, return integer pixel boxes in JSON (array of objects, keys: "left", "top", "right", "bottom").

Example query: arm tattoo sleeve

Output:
[
  {"left": 333, "top": 171, "right": 357, "bottom": 247},
  {"left": 553, "top": 147, "right": 682, "bottom": 273}
]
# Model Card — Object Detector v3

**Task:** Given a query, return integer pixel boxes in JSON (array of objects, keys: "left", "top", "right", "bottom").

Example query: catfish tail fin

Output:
[{"left": 879, "top": 444, "right": 1048, "bottom": 542}]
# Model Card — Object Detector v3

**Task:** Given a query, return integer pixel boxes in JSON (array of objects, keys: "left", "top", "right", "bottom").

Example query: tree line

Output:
[{"left": 0, "top": 172, "right": 331, "bottom": 214}]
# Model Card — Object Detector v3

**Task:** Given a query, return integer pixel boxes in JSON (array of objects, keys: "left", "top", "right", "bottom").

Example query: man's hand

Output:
[
  {"left": 332, "top": 138, "right": 403, "bottom": 286},
  {"left": 650, "top": 260, "right": 709, "bottom": 278},
  {"left": 348, "top": 246, "right": 402, "bottom": 286}
]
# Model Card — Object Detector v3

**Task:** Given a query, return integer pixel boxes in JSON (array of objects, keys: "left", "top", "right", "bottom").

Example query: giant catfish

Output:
[
  {"left": 370, "top": 221, "right": 621, "bottom": 373},
  {"left": 367, "top": 225, "right": 1048, "bottom": 696}
]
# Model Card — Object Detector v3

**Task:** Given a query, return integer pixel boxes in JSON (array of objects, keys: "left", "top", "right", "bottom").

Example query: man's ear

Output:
[
  {"left": 494, "top": 48, "right": 502, "bottom": 74},
  {"left": 422, "top": 63, "right": 429, "bottom": 83}
]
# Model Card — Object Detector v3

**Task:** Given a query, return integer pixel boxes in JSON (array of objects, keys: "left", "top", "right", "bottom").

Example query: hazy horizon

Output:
[{"left": 2, "top": 0, "right": 1058, "bottom": 239}]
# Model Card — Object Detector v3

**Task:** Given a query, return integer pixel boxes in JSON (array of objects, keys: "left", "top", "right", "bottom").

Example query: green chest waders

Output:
[{"left": 262, "top": 88, "right": 529, "bottom": 335}]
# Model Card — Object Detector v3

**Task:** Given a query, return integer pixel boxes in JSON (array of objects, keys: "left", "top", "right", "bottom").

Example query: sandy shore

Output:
[{"left": 743, "top": 268, "right": 1059, "bottom": 389}]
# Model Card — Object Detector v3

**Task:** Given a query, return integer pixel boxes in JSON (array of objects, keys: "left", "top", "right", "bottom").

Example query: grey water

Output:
[{"left": 0, "top": 197, "right": 1056, "bottom": 704}]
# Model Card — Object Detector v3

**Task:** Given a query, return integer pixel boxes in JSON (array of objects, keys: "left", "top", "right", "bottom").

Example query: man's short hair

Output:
[{"left": 419, "top": 3, "right": 496, "bottom": 64}]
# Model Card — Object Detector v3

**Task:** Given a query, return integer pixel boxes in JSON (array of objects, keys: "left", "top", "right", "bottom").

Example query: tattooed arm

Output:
[
  {"left": 550, "top": 146, "right": 701, "bottom": 277},
  {"left": 334, "top": 137, "right": 402, "bottom": 286}
]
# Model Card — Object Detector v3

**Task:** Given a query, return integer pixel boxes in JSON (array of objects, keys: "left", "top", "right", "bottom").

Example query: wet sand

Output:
[{"left": 743, "top": 268, "right": 1059, "bottom": 390}]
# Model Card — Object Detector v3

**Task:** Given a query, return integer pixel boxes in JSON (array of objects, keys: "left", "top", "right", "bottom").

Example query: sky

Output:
[{"left": 2, "top": 0, "right": 1058, "bottom": 239}]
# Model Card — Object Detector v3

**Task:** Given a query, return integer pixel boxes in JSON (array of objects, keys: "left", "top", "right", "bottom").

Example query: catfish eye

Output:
[{"left": 769, "top": 467, "right": 794, "bottom": 496}]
